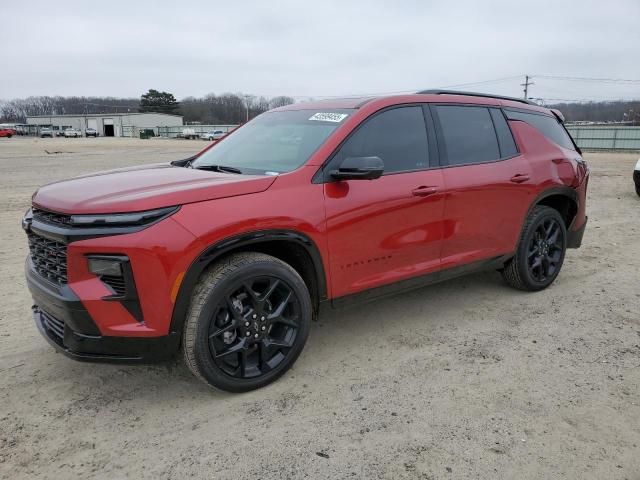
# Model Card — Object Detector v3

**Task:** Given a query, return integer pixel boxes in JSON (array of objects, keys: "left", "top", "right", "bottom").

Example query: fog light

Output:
[{"left": 88, "top": 257, "right": 124, "bottom": 277}]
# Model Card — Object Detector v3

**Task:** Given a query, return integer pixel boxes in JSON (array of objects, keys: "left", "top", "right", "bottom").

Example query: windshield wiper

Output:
[{"left": 194, "top": 164, "right": 243, "bottom": 174}]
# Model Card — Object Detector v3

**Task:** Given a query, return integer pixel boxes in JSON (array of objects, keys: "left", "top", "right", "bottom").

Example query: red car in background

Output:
[
  {"left": 23, "top": 90, "right": 588, "bottom": 392},
  {"left": 0, "top": 128, "right": 17, "bottom": 138}
]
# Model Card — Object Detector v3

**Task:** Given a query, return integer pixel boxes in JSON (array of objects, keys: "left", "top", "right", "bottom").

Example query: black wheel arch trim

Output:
[
  {"left": 522, "top": 186, "right": 582, "bottom": 248},
  {"left": 169, "top": 229, "right": 327, "bottom": 335},
  {"left": 527, "top": 186, "right": 579, "bottom": 226}
]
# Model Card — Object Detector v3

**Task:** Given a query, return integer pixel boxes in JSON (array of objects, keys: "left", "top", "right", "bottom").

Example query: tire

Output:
[
  {"left": 183, "top": 252, "right": 312, "bottom": 392},
  {"left": 502, "top": 205, "right": 567, "bottom": 291},
  {"left": 635, "top": 182, "right": 640, "bottom": 197},
  {"left": 7, "top": 134, "right": 12, "bottom": 138}
]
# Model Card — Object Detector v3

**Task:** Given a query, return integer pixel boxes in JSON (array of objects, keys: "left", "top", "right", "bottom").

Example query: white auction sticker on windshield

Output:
[{"left": 308, "top": 112, "right": 348, "bottom": 123}]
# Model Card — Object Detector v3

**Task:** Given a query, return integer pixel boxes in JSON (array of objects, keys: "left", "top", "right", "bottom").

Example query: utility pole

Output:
[
  {"left": 521, "top": 74, "right": 534, "bottom": 100},
  {"left": 243, "top": 94, "right": 254, "bottom": 123}
]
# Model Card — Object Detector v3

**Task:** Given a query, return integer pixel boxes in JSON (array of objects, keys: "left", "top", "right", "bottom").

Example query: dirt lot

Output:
[{"left": 0, "top": 137, "right": 639, "bottom": 479}]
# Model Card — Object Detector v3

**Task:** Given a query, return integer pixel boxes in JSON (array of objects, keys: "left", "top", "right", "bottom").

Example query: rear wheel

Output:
[
  {"left": 183, "top": 252, "right": 311, "bottom": 392},
  {"left": 502, "top": 205, "right": 566, "bottom": 291}
]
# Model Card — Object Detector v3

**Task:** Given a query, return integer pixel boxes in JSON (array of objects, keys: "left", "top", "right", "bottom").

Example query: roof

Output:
[
  {"left": 26, "top": 112, "right": 183, "bottom": 119},
  {"left": 272, "top": 97, "right": 372, "bottom": 111},
  {"left": 274, "top": 90, "right": 548, "bottom": 113},
  {"left": 416, "top": 89, "right": 536, "bottom": 106}
]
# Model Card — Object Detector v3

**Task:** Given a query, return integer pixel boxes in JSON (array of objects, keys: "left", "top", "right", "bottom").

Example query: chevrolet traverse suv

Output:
[{"left": 23, "top": 90, "right": 589, "bottom": 392}]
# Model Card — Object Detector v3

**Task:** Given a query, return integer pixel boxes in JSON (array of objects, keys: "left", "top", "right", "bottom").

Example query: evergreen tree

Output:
[{"left": 139, "top": 89, "right": 180, "bottom": 114}]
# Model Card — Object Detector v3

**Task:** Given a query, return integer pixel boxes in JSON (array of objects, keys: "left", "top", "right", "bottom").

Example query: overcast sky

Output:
[{"left": 2, "top": 0, "right": 640, "bottom": 102}]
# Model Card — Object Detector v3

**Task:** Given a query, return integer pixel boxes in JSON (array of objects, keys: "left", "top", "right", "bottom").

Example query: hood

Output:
[{"left": 32, "top": 164, "right": 277, "bottom": 214}]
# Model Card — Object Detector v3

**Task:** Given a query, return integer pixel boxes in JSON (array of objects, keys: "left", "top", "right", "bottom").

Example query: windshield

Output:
[{"left": 191, "top": 109, "right": 354, "bottom": 174}]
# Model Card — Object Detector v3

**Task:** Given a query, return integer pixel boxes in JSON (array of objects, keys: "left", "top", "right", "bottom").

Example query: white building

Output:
[{"left": 25, "top": 112, "right": 183, "bottom": 137}]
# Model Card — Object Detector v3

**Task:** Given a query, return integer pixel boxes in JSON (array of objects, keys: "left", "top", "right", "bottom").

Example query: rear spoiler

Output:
[
  {"left": 551, "top": 109, "right": 582, "bottom": 154},
  {"left": 550, "top": 108, "right": 565, "bottom": 123}
]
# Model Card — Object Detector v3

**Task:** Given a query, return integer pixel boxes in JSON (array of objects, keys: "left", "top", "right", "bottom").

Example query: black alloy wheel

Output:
[
  {"left": 208, "top": 276, "right": 301, "bottom": 379},
  {"left": 502, "top": 205, "right": 567, "bottom": 291},
  {"left": 527, "top": 217, "right": 564, "bottom": 283},
  {"left": 183, "top": 252, "right": 312, "bottom": 392}
]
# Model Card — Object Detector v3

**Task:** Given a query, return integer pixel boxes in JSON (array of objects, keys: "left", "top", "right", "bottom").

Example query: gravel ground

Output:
[{"left": 1, "top": 137, "right": 639, "bottom": 479}]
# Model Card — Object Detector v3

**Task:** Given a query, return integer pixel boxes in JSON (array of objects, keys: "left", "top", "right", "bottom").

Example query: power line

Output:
[
  {"left": 534, "top": 74, "right": 640, "bottom": 84},
  {"left": 436, "top": 75, "right": 523, "bottom": 89},
  {"left": 282, "top": 75, "right": 524, "bottom": 100},
  {"left": 532, "top": 97, "right": 640, "bottom": 104}
]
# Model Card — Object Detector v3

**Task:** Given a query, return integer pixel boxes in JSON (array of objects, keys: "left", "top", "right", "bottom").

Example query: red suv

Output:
[{"left": 23, "top": 90, "right": 589, "bottom": 391}]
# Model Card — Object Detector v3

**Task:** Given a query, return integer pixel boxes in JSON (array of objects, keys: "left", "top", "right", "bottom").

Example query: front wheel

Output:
[
  {"left": 182, "top": 252, "right": 311, "bottom": 392},
  {"left": 502, "top": 205, "right": 567, "bottom": 291}
]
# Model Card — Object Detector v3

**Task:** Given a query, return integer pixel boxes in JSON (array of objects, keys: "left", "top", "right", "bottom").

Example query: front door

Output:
[{"left": 323, "top": 105, "right": 445, "bottom": 299}]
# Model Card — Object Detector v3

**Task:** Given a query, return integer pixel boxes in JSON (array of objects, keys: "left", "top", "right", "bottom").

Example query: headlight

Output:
[{"left": 69, "top": 206, "right": 178, "bottom": 227}]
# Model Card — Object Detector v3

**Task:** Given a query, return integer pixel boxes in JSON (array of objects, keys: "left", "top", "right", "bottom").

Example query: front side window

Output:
[
  {"left": 434, "top": 105, "right": 500, "bottom": 166},
  {"left": 333, "top": 106, "right": 429, "bottom": 174},
  {"left": 192, "top": 109, "right": 354, "bottom": 174},
  {"left": 505, "top": 109, "right": 576, "bottom": 151}
]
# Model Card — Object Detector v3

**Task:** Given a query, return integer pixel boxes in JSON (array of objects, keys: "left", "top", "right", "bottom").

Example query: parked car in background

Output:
[
  {"left": 0, "top": 124, "right": 27, "bottom": 135},
  {"left": 39, "top": 128, "right": 53, "bottom": 138},
  {"left": 0, "top": 128, "right": 17, "bottom": 138},
  {"left": 200, "top": 130, "right": 226, "bottom": 141},
  {"left": 634, "top": 159, "right": 640, "bottom": 196},
  {"left": 85, "top": 128, "right": 98, "bottom": 138},
  {"left": 64, "top": 128, "right": 82, "bottom": 138},
  {"left": 23, "top": 90, "right": 589, "bottom": 392}
]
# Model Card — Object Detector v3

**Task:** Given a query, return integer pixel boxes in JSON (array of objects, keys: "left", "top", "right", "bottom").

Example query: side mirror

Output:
[{"left": 330, "top": 156, "right": 384, "bottom": 181}]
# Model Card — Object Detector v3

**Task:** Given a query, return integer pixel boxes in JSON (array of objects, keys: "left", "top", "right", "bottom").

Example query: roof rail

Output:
[{"left": 416, "top": 89, "right": 536, "bottom": 105}]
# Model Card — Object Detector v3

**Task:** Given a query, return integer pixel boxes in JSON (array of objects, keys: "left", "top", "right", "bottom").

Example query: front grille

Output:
[
  {"left": 101, "top": 275, "right": 127, "bottom": 296},
  {"left": 41, "top": 310, "right": 64, "bottom": 340},
  {"left": 32, "top": 208, "right": 72, "bottom": 227},
  {"left": 27, "top": 232, "right": 68, "bottom": 285}
]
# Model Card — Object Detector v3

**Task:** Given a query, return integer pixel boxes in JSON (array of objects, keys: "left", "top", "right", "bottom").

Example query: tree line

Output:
[
  {"left": 2, "top": 90, "right": 638, "bottom": 125},
  {"left": 0, "top": 91, "right": 296, "bottom": 125},
  {"left": 548, "top": 100, "right": 640, "bottom": 124}
]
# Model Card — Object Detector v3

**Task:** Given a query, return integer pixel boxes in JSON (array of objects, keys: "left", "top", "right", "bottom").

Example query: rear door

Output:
[
  {"left": 323, "top": 105, "right": 445, "bottom": 298},
  {"left": 431, "top": 104, "right": 534, "bottom": 268}
]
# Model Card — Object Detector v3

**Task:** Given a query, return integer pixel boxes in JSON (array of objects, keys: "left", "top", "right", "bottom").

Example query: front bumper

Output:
[{"left": 27, "top": 260, "right": 180, "bottom": 363}]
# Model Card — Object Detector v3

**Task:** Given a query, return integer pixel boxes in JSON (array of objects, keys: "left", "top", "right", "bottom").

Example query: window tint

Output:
[
  {"left": 435, "top": 105, "right": 500, "bottom": 165},
  {"left": 334, "top": 106, "right": 429, "bottom": 174},
  {"left": 505, "top": 110, "right": 575, "bottom": 151},
  {"left": 489, "top": 108, "right": 518, "bottom": 157}
]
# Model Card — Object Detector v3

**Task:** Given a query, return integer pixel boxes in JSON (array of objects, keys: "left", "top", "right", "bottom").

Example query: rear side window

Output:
[
  {"left": 489, "top": 109, "right": 518, "bottom": 158},
  {"left": 334, "top": 106, "right": 429, "bottom": 174},
  {"left": 505, "top": 109, "right": 575, "bottom": 151},
  {"left": 434, "top": 105, "right": 500, "bottom": 165}
]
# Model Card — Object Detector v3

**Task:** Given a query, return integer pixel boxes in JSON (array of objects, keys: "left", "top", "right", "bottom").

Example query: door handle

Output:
[
  {"left": 551, "top": 158, "right": 564, "bottom": 164},
  {"left": 411, "top": 186, "right": 439, "bottom": 197},
  {"left": 510, "top": 174, "right": 530, "bottom": 183}
]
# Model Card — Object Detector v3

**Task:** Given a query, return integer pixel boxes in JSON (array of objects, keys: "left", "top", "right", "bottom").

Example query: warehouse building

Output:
[{"left": 25, "top": 112, "right": 183, "bottom": 137}]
